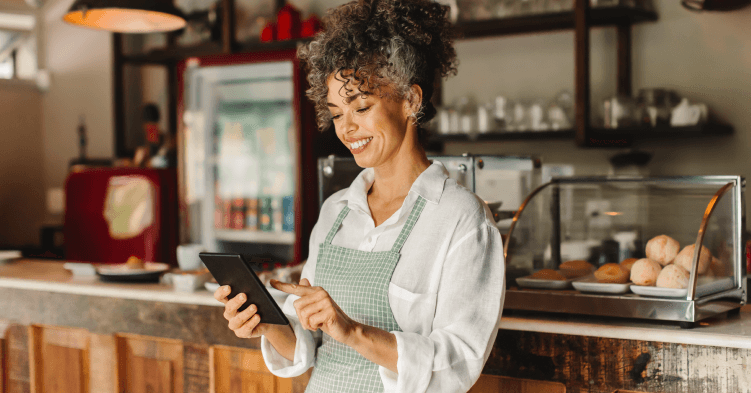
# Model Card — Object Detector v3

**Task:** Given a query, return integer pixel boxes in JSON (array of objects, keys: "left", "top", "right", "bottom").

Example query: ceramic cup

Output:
[{"left": 176, "top": 243, "right": 206, "bottom": 271}]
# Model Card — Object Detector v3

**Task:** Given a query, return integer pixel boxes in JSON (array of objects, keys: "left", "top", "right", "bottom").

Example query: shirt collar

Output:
[{"left": 336, "top": 160, "right": 448, "bottom": 211}]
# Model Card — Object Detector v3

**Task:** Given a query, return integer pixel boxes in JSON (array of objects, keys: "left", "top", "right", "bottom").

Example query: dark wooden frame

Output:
[
  {"left": 113, "top": 3, "right": 666, "bottom": 156},
  {"left": 174, "top": 49, "right": 318, "bottom": 264}
]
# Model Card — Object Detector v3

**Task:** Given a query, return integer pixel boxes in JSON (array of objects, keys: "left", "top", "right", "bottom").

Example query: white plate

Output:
[
  {"left": 516, "top": 276, "right": 574, "bottom": 290},
  {"left": 572, "top": 275, "right": 631, "bottom": 294},
  {"left": 96, "top": 262, "right": 171, "bottom": 276},
  {"left": 630, "top": 277, "right": 735, "bottom": 298},
  {"left": 63, "top": 262, "right": 97, "bottom": 276}
]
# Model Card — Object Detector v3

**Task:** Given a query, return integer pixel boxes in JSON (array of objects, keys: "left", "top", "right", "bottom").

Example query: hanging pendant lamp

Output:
[{"left": 63, "top": 0, "right": 186, "bottom": 33}]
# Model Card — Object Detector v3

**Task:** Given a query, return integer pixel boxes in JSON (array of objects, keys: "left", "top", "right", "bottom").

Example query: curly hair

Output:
[{"left": 297, "top": 0, "right": 458, "bottom": 134}]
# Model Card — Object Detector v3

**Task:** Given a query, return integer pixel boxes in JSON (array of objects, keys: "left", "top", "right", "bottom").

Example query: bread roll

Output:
[
  {"left": 529, "top": 269, "right": 566, "bottom": 281},
  {"left": 125, "top": 256, "right": 145, "bottom": 270},
  {"left": 594, "top": 263, "right": 630, "bottom": 284},
  {"left": 559, "top": 260, "right": 595, "bottom": 278},
  {"left": 645, "top": 235, "right": 680, "bottom": 266},
  {"left": 630, "top": 258, "right": 662, "bottom": 286},
  {"left": 673, "top": 244, "right": 711, "bottom": 275},
  {"left": 619, "top": 258, "right": 639, "bottom": 272},
  {"left": 656, "top": 264, "right": 690, "bottom": 289}
]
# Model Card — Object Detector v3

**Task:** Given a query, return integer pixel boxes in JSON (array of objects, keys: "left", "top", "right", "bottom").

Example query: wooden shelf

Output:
[
  {"left": 429, "top": 124, "right": 732, "bottom": 147},
  {"left": 122, "top": 39, "right": 312, "bottom": 64},
  {"left": 429, "top": 130, "right": 575, "bottom": 143},
  {"left": 213, "top": 230, "right": 295, "bottom": 245},
  {"left": 120, "top": 7, "right": 656, "bottom": 63},
  {"left": 456, "top": 6, "right": 657, "bottom": 38}
]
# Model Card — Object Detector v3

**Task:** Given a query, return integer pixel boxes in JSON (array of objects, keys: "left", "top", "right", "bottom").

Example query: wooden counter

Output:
[{"left": 1, "top": 259, "right": 749, "bottom": 392}]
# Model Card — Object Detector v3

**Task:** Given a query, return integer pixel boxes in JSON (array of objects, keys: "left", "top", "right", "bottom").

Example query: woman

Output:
[{"left": 214, "top": 0, "right": 505, "bottom": 391}]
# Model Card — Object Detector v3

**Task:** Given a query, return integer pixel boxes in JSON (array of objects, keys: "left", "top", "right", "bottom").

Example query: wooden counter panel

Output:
[
  {"left": 30, "top": 325, "right": 90, "bottom": 393},
  {"left": 5, "top": 325, "right": 29, "bottom": 393},
  {"left": 117, "top": 334, "right": 184, "bottom": 393},
  {"left": 484, "top": 329, "right": 751, "bottom": 393},
  {"left": 0, "top": 286, "right": 251, "bottom": 348}
]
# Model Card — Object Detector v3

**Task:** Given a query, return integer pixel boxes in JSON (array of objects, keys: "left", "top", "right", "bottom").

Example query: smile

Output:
[{"left": 349, "top": 137, "right": 373, "bottom": 151}]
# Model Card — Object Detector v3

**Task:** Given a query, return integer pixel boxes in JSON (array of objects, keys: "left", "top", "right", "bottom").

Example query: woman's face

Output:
[{"left": 326, "top": 72, "right": 412, "bottom": 169}]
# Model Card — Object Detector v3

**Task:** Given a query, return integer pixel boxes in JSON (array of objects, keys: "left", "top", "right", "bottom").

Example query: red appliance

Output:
[{"left": 64, "top": 167, "right": 178, "bottom": 265}]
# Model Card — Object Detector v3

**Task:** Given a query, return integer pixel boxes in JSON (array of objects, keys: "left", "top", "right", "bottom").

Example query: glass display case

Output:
[
  {"left": 178, "top": 50, "right": 317, "bottom": 265},
  {"left": 504, "top": 176, "right": 747, "bottom": 328}
]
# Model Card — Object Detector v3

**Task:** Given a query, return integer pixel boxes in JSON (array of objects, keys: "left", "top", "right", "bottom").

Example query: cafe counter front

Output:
[{"left": 0, "top": 259, "right": 749, "bottom": 393}]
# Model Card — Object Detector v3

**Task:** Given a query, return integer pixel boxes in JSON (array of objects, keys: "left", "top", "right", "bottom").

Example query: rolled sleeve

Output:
[
  {"left": 261, "top": 309, "right": 317, "bottom": 377},
  {"left": 261, "top": 227, "right": 322, "bottom": 377},
  {"left": 380, "top": 221, "right": 505, "bottom": 393}
]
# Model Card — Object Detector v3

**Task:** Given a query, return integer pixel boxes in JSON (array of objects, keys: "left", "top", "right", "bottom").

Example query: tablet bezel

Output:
[{"left": 199, "top": 252, "right": 290, "bottom": 325}]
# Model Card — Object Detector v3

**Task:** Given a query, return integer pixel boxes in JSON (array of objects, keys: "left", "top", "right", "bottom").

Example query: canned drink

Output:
[
  {"left": 282, "top": 195, "right": 294, "bottom": 232},
  {"left": 245, "top": 198, "right": 258, "bottom": 230},
  {"left": 272, "top": 198, "right": 283, "bottom": 232},
  {"left": 259, "top": 196, "right": 273, "bottom": 232},
  {"left": 231, "top": 198, "right": 245, "bottom": 229}
]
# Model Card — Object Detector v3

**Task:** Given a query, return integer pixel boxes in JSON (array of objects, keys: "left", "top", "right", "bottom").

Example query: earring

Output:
[{"left": 409, "top": 112, "right": 418, "bottom": 126}]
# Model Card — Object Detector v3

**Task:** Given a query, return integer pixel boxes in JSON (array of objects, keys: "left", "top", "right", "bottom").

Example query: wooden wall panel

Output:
[
  {"left": 5, "top": 324, "right": 29, "bottom": 393},
  {"left": 117, "top": 334, "right": 184, "bottom": 393},
  {"left": 469, "top": 374, "right": 566, "bottom": 393},
  {"left": 89, "top": 333, "right": 117, "bottom": 393},
  {"left": 0, "top": 321, "right": 9, "bottom": 393},
  {"left": 485, "top": 330, "right": 751, "bottom": 393},
  {"left": 210, "top": 346, "right": 278, "bottom": 393},
  {"left": 29, "top": 325, "right": 89, "bottom": 393},
  {"left": 183, "top": 343, "right": 210, "bottom": 393}
]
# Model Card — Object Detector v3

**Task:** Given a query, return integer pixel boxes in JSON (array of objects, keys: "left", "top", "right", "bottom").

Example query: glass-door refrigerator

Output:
[{"left": 177, "top": 50, "right": 319, "bottom": 266}]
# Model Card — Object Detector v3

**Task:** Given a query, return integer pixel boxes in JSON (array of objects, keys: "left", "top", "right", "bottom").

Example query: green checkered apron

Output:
[{"left": 305, "top": 196, "right": 428, "bottom": 393}]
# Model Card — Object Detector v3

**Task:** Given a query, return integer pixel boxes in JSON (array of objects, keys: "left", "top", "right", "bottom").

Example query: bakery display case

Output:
[{"left": 504, "top": 176, "right": 746, "bottom": 328}]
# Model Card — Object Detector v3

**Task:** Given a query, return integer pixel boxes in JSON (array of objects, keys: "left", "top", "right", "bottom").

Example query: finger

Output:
[
  {"left": 228, "top": 304, "right": 257, "bottom": 330},
  {"left": 307, "top": 310, "right": 331, "bottom": 331},
  {"left": 299, "top": 278, "right": 311, "bottom": 287},
  {"left": 298, "top": 297, "right": 329, "bottom": 331},
  {"left": 271, "top": 279, "right": 317, "bottom": 296},
  {"left": 223, "top": 293, "right": 246, "bottom": 321},
  {"left": 214, "top": 285, "right": 231, "bottom": 304},
  {"left": 234, "top": 314, "right": 262, "bottom": 339}
]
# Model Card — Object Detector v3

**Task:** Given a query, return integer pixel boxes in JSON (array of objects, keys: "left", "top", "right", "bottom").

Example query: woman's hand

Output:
[
  {"left": 271, "top": 279, "right": 359, "bottom": 346},
  {"left": 214, "top": 285, "right": 270, "bottom": 339}
]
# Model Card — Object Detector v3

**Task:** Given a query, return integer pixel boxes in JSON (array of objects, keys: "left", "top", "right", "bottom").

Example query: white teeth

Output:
[{"left": 350, "top": 137, "right": 372, "bottom": 150}]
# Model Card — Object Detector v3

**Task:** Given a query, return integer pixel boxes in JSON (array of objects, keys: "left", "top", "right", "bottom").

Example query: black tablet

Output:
[{"left": 199, "top": 252, "right": 289, "bottom": 325}]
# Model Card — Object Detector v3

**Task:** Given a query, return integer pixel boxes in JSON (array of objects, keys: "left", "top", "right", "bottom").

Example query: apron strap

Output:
[
  {"left": 390, "top": 196, "right": 427, "bottom": 253},
  {"left": 325, "top": 205, "right": 351, "bottom": 245}
]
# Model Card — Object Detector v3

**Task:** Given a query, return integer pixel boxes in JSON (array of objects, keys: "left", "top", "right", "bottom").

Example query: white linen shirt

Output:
[{"left": 261, "top": 160, "right": 506, "bottom": 393}]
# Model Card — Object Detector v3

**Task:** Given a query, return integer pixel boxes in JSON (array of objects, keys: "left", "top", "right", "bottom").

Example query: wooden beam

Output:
[
  {"left": 617, "top": 23, "right": 632, "bottom": 97},
  {"left": 113, "top": 33, "right": 127, "bottom": 158},
  {"left": 221, "top": 0, "right": 236, "bottom": 54},
  {"left": 574, "top": 0, "right": 591, "bottom": 146}
]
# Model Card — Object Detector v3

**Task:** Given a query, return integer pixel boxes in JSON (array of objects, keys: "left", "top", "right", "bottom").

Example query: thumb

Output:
[{"left": 299, "top": 278, "right": 311, "bottom": 287}]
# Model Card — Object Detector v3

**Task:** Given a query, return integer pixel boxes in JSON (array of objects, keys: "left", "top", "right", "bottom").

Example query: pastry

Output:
[
  {"left": 673, "top": 244, "right": 711, "bottom": 275},
  {"left": 619, "top": 258, "right": 639, "bottom": 272},
  {"left": 656, "top": 264, "right": 690, "bottom": 289},
  {"left": 558, "top": 260, "right": 595, "bottom": 278},
  {"left": 529, "top": 269, "right": 567, "bottom": 281},
  {"left": 594, "top": 263, "right": 630, "bottom": 284},
  {"left": 125, "top": 256, "right": 145, "bottom": 270},
  {"left": 630, "top": 258, "right": 662, "bottom": 286},
  {"left": 645, "top": 235, "right": 680, "bottom": 266}
]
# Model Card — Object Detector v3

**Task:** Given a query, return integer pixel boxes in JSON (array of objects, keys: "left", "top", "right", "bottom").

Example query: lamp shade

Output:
[
  {"left": 63, "top": 0, "right": 186, "bottom": 33},
  {"left": 681, "top": 0, "right": 751, "bottom": 10}
]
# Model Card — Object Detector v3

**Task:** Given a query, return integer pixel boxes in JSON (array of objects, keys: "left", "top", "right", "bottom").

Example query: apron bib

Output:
[{"left": 305, "top": 196, "right": 427, "bottom": 393}]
